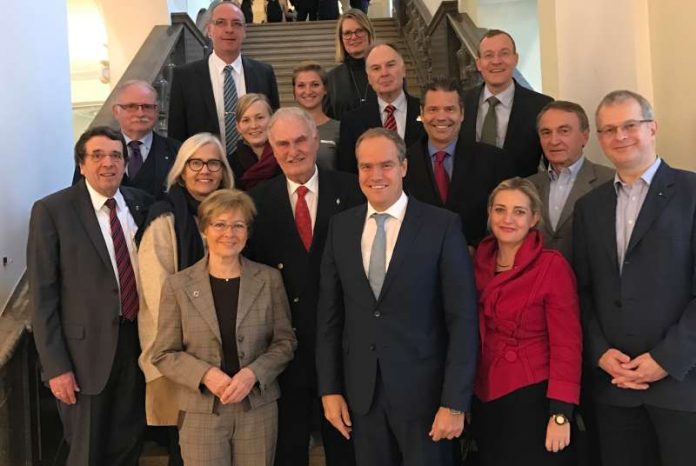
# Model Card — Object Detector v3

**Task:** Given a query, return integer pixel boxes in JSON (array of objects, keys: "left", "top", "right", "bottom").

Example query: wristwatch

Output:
[
  {"left": 448, "top": 408, "right": 464, "bottom": 415},
  {"left": 551, "top": 413, "right": 570, "bottom": 426}
]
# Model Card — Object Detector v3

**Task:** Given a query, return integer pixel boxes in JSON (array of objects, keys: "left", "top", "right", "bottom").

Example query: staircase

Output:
[{"left": 243, "top": 18, "right": 423, "bottom": 108}]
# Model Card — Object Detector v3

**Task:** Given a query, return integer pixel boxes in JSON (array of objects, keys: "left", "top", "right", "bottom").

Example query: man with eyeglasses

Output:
[
  {"left": 72, "top": 80, "right": 179, "bottom": 197},
  {"left": 168, "top": 0, "right": 279, "bottom": 156},
  {"left": 573, "top": 90, "right": 696, "bottom": 466},
  {"left": 461, "top": 29, "right": 553, "bottom": 177},
  {"left": 28, "top": 126, "right": 153, "bottom": 466}
]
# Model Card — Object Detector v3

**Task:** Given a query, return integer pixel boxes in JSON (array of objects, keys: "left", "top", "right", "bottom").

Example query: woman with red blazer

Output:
[{"left": 472, "top": 177, "right": 582, "bottom": 466}]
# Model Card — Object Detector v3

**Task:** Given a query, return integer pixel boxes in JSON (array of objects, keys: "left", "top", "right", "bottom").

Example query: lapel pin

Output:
[
  {"left": 277, "top": 263, "right": 284, "bottom": 270},
  {"left": 135, "top": 205, "right": 141, "bottom": 211},
  {"left": 192, "top": 290, "right": 200, "bottom": 298},
  {"left": 165, "top": 156, "right": 169, "bottom": 160},
  {"left": 658, "top": 192, "right": 664, "bottom": 197},
  {"left": 336, "top": 198, "right": 341, "bottom": 205}
]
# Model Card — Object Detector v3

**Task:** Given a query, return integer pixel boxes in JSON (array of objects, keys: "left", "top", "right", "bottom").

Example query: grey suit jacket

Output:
[
  {"left": 528, "top": 158, "right": 614, "bottom": 263},
  {"left": 151, "top": 255, "right": 297, "bottom": 414}
]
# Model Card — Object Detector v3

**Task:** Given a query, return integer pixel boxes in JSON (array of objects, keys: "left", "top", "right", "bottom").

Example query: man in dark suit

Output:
[
  {"left": 167, "top": 0, "right": 279, "bottom": 153},
  {"left": 405, "top": 77, "right": 514, "bottom": 247},
  {"left": 337, "top": 43, "right": 423, "bottom": 173},
  {"left": 317, "top": 128, "right": 478, "bottom": 466},
  {"left": 28, "top": 127, "right": 153, "bottom": 466},
  {"left": 574, "top": 90, "right": 696, "bottom": 466},
  {"left": 528, "top": 100, "right": 613, "bottom": 262},
  {"left": 462, "top": 29, "right": 553, "bottom": 177},
  {"left": 247, "top": 108, "right": 363, "bottom": 466},
  {"left": 73, "top": 80, "right": 179, "bottom": 197}
]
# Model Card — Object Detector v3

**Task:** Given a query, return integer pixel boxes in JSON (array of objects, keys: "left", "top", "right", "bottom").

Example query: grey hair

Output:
[
  {"left": 595, "top": 90, "right": 654, "bottom": 122},
  {"left": 267, "top": 107, "right": 318, "bottom": 140},
  {"left": 166, "top": 132, "right": 234, "bottom": 190}
]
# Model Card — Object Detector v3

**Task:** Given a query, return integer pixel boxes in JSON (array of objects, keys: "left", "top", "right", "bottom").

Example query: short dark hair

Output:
[
  {"left": 537, "top": 100, "right": 590, "bottom": 132},
  {"left": 74, "top": 126, "right": 126, "bottom": 165},
  {"left": 421, "top": 77, "right": 465, "bottom": 110},
  {"left": 477, "top": 29, "right": 517, "bottom": 57},
  {"left": 355, "top": 127, "right": 407, "bottom": 162}
]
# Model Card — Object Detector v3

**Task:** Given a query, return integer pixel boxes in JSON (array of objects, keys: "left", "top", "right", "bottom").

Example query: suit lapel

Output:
[
  {"left": 504, "top": 81, "right": 524, "bottom": 148},
  {"left": 121, "top": 187, "right": 148, "bottom": 227},
  {"left": 379, "top": 199, "right": 423, "bottom": 300},
  {"left": 237, "top": 257, "right": 264, "bottom": 332},
  {"left": 626, "top": 163, "right": 674, "bottom": 256},
  {"left": 404, "top": 95, "right": 422, "bottom": 143},
  {"left": 184, "top": 259, "right": 222, "bottom": 343},
  {"left": 314, "top": 170, "right": 341, "bottom": 253},
  {"left": 594, "top": 183, "right": 619, "bottom": 266},
  {"left": 71, "top": 181, "right": 114, "bottom": 273},
  {"left": 346, "top": 205, "right": 376, "bottom": 304},
  {"left": 447, "top": 138, "right": 474, "bottom": 208},
  {"left": 555, "top": 161, "right": 594, "bottom": 232},
  {"left": 196, "top": 60, "right": 218, "bottom": 125},
  {"left": 536, "top": 174, "right": 553, "bottom": 232}
]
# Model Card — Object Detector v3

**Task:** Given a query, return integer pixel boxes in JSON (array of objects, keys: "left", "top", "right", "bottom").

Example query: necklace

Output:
[{"left": 347, "top": 65, "right": 369, "bottom": 104}]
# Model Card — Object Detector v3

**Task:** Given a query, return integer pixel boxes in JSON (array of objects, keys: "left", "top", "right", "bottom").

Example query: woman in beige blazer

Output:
[{"left": 152, "top": 189, "right": 297, "bottom": 466}]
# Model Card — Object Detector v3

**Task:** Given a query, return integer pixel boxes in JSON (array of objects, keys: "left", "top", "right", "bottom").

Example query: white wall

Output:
[{"left": 0, "top": 3, "right": 74, "bottom": 310}]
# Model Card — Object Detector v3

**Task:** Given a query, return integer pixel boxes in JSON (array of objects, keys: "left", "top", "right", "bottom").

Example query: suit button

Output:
[
  {"left": 293, "top": 297, "right": 300, "bottom": 303},
  {"left": 369, "top": 344, "right": 376, "bottom": 351},
  {"left": 237, "top": 336, "right": 244, "bottom": 342},
  {"left": 614, "top": 300, "right": 622, "bottom": 308},
  {"left": 374, "top": 311, "right": 381, "bottom": 318},
  {"left": 504, "top": 350, "right": 517, "bottom": 362},
  {"left": 278, "top": 263, "right": 284, "bottom": 270}
]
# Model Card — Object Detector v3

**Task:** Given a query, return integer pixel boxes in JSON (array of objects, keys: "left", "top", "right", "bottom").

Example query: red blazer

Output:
[{"left": 473, "top": 230, "right": 582, "bottom": 404}]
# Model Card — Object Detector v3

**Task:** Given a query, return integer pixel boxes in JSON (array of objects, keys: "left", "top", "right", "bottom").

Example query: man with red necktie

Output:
[
  {"left": 404, "top": 77, "right": 515, "bottom": 247},
  {"left": 28, "top": 126, "right": 153, "bottom": 466}
]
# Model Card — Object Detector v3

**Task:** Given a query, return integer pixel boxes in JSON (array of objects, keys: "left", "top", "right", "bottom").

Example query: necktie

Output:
[
  {"left": 223, "top": 65, "right": 240, "bottom": 155},
  {"left": 433, "top": 151, "right": 450, "bottom": 204},
  {"left": 383, "top": 104, "right": 397, "bottom": 132},
  {"left": 105, "top": 198, "right": 139, "bottom": 321},
  {"left": 294, "top": 186, "right": 312, "bottom": 251},
  {"left": 368, "top": 213, "right": 389, "bottom": 299},
  {"left": 127, "top": 140, "right": 143, "bottom": 178},
  {"left": 480, "top": 96, "right": 500, "bottom": 146}
]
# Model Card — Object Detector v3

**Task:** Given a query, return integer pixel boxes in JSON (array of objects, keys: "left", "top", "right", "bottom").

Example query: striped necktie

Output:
[
  {"left": 105, "top": 198, "right": 139, "bottom": 321},
  {"left": 383, "top": 104, "right": 397, "bottom": 132},
  {"left": 223, "top": 65, "right": 240, "bottom": 155}
]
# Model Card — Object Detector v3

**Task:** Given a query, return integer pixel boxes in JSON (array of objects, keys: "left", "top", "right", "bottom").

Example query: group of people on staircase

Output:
[{"left": 26, "top": 1, "right": 696, "bottom": 466}]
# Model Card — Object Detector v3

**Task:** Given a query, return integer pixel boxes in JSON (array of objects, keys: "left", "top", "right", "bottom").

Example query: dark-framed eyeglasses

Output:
[
  {"left": 85, "top": 151, "right": 124, "bottom": 162},
  {"left": 116, "top": 103, "right": 158, "bottom": 112},
  {"left": 341, "top": 28, "right": 367, "bottom": 40},
  {"left": 186, "top": 158, "right": 223, "bottom": 172}
]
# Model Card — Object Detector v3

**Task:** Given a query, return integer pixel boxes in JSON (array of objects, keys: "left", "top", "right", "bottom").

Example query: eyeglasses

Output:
[
  {"left": 85, "top": 151, "right": 124, "bottom": 162},
  {"left": 212, "top": 18, "right": 245, "bottom": 29},
  {"left": 186, "top": 158, "right": 223, "bottom": 172},
  {"left": 342, "top": 28, "right": 367, "bottom": 39},
  {"left": 116, "top": 103, "right": 158, "bottom": 112},
  {"left": 597, "top": 119, "right": 653, "bottom": 139},
  {"left": 210, "top": 221, "right": 247, "bottom": 232}
]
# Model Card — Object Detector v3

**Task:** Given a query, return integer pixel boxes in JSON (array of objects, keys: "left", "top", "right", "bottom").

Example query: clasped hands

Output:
[
  {"left": 599, "top": 348, "right": 668, "bottom": 390},
  {"left": 203, "top": 366, "right": 257, "bottom": 404}
]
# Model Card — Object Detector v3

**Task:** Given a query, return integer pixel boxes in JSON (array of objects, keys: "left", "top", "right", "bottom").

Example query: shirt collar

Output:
[
  {"left": 428, "top": 138, "right": 458, "bottom": 158},
  {"left": 122, "top": 131, "right": 153, "bottom": 152},
  {"left": 482, "top": 81, "right": 515, "bottom": 108},
  {"left": 547, "top": 155, "right": 585, "bottom": 181},
  {"left": 377, "top": 90, "right": 407, "bottom": 114},
  {"left": 614, "top": 157, "right": 661, "bottom": 192},
  {"left": 85, "top": 179, "right": 126, "bottom": 212},
  {"left": 210, "top": 51, "right": 243, "bottom": 76},
  {"left": 366, "top": 191, "right": 408, "bottom": 221},
  {"left": 286, "top": 165, "right": 319, "bottom": 196}
]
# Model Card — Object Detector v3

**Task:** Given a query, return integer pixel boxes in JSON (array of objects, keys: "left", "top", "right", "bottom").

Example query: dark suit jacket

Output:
[
  {"left": 405, "top": 134, "right": 515, "bottom": 246},
  {"left": 167, "top": 56, "right": 280, "bottom": 143},
  {"left": 573, "top": 161, "right": 696, "bottom": 411},
  {"left": 316, "top": 198, "right": 479, "bottom": 418},
  {"left": 246, "top": 169, "right": 364, "bottom": 390},
  {"left": 27, "top": 180, "right": 153, "bottom": 395},
  {"left": 462, "top": 80, "right": 553, "bottom": 177},
  {"left": 72, "top": 131, "right": 179, "bottom": 198},
  {"left": 528, "top": 158, "right": 613, "bottom": 263},
  {"left": 337, "top": 93, "right": 424, "bottom": 173}
]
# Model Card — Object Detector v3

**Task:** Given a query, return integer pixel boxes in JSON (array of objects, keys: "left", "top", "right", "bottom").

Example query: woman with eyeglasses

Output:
[
  {"left": 324, "top": 9, "right": 376, "bottom": 120},
  {"left": 228, "top": 93, "right": 281, "bottom": 191},
  {"left": 152, "top": 189, "right": 296, "bottom": 466},
  {"left": 136, "top": 132, "right": 234, "bottom": 466},
  {"left": 292, "top": 61, "right": 339, "bottom": 170}
]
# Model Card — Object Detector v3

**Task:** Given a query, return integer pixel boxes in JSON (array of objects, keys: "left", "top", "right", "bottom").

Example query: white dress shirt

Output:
[
  {"left": 361, "top": 191, "right": 409, "bottom": 275},
  {"left": 209, "top": 51, "right": 247, "bottom": 152},
  {"left": 378, "top": 91, "right": 408, "bottom": 140},
  {"left": 475, "top": 82, "right": 515, "bottom": 148},
  {"left": 85, "top": 181, "right": 141, "bottom": 300},
  {"left": 286, "top": 165, "right": 319, "bottom": 230}
]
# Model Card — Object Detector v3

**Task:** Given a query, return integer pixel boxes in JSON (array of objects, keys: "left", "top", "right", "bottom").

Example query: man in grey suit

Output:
[
  {"left": 528, "top": 101, "right": 613, "bottom": 262},
  {"left": 28, "top": 127, "right": 153, "bottom": 465},
  {"left": 574, "top": 90, "right": 696, "bottom": 466}
]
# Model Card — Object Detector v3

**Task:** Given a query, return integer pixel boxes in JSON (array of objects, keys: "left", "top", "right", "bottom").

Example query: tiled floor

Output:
[{"left": 138, "top": 442, "right": 327, "bottom": 465}]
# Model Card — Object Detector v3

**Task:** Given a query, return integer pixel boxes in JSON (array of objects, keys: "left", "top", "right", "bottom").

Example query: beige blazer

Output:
[{"left": 151, "top": 255, "right": 297, "bottom": 414}]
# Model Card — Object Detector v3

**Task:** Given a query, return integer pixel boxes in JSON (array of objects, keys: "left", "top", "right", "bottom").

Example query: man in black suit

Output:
[
  {"left": 337, "top": 43, "right": 423, "bottom": 173},
  {"left": 462, "top": 29, "right": 553, "bottom": 177},
  {"left": 167, "top": 0, "right": 279, "bottom": 153},
  {"left": 405, "top": 77, "right": 514, "bottom": 247},
  {"left": 28, "top": 127, "right": 153, "bottom": 466},
  {"left": 317, "top": 128, "right": 478, "bottom": 466},
  {"left": 574, "top": 90, "right": 696, "bottom": 466},
  {"left": 247, "top": 108, "right": 362, "bottom": 466}
]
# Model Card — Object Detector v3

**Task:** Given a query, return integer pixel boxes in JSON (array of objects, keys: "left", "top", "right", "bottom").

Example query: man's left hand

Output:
[
  {"left": 616, "top": 352, "right": 668, "bottom": 385},
  {"left": 429, "top": 407, "right": 465, "bottom": 441},
  {"left": 220, "top": 367, "right": 257, "bottom": 404}
]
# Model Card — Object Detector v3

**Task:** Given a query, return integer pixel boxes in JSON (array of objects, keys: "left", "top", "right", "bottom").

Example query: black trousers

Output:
[
  {"left": 351, "top": 370, "right": 455, "bottom": 466},
  {"left": 295, "top": 0, "right": 318, "bottom": 21},
  {"left": 275, "top": 386, "right": 355, "bottom": 466},
  {"left": 472, "top": 382, "right": 574, "bottom": 466},
  {"left": 57, "top": 320, "right": 145, "bottom": 466},
  {"left": 595, "top": 402, "right": 696, "bottom": 466}
]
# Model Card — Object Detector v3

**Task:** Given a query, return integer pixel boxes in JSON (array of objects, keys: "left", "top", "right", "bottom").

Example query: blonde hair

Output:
[
  {"left": 235, "top": 93, "right": 272, "bottom": 122},
  {"left": 198, "top": 188, "right": 257, "bottom": 232},
  {"left": 335, "top": 9, "right": 375, "bottom": 63},
  {"left": 166, "top": 132, "right": 234, "bottom": 191},
  {"left": 487, "top": 177, "right": 544, "bottom": 230}
]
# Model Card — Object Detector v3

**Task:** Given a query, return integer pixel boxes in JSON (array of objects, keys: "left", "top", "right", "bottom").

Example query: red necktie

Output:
[
  {"left": 433, "top": 151, "right": 450, "bottom": 204},
  {"left": 105, "top": 198, "right": 139, "bottom": 321},
  {"left": 294, "top": 186, "right": 312, "bottom": 251},
  {"left": 383, "top": 104, "right": 397, "bottom": 132}
]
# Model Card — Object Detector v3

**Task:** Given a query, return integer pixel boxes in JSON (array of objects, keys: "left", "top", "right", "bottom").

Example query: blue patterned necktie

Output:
[
  {"left": 223, "top": 65, "right": 240, "bottom": 155},
  {"left": 368, "top": 213, "right": 389, "bottom": 299}
]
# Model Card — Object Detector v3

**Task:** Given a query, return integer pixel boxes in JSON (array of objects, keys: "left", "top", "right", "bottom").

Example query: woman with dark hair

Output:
[
  {"left": 472, "top": 177, "right": 582, "bottom": 466},
  {"left": 323, "top": 9, "right": 376, "bottom": 120}
]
